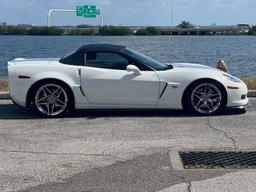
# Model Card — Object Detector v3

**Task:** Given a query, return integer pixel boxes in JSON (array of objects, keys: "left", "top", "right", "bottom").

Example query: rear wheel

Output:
[
  {"left": 33, "top": 82, "right": 71, "bottom": 117},
  {"left": 185, "top": 80, "right": 226, "bottom": 115}
]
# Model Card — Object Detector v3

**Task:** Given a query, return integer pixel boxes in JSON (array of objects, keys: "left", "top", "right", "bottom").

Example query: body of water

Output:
[{"left": 0, "top": 35, "right": 256, "bottom": 79}]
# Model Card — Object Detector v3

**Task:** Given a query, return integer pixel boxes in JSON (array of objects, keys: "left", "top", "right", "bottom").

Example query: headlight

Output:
[{"left": 223, "top": 74, "right": 241, "bottom": 83}]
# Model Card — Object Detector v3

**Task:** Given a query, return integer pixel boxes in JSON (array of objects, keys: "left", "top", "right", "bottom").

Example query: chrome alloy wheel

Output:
[
  {"left": 191, "top": 83, "right": 222, "bottom": 114},
  {"left": 35, "top": 84, "right": 68, "bottom": 116}
]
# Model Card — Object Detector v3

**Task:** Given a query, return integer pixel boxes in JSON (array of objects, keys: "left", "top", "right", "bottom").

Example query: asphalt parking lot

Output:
[{"left": 0, "top": 98, "right": 256, "bottom": 192}]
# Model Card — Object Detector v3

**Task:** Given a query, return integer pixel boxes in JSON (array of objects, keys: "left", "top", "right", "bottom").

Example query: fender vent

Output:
[
  {"left": 241, "top": 94, "right": 247, "bottom": 100},
  {"left": 180, "top": 151, "right": 256, "bottom": 169}
]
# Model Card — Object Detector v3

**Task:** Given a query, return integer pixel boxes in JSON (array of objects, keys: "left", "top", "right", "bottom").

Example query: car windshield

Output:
[
  {"left": 126, "top": 48, "right": 172, "bottom": 71},
  {"left": 59, "top": 50, "right": 75, "bottom": 61}
]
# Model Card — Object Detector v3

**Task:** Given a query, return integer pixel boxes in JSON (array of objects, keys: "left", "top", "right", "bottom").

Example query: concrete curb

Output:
[
  {"left": 0, "top": 92, "right": 10, "bottom": 99},
  {"left": 248, "top": 90, "right": 256, "bottom": 97},
  {"left": 0, "top": 90, "right": 256, "bottom": 100}
]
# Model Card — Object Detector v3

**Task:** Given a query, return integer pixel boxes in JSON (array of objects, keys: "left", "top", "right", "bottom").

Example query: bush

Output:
[
  {"left": 28, "top": 27, "right": 64, "bottom": 36},
  {"left": 0, "top": 26, "right": 64, "bottom": 36},
  {"left": 67, "top": 29, "right": 96, "bottom": 35},
  {"left": 249, "top": 26, "right": 256, "bottom": 35},
  {"left": 135, "top": 27, "right": 160, "bottom": 36},
  {"left": 146, "top": 27, "right": 160, "bottom": 35},
  {"left": 0, "top": 26, "right": 29, "bottom": 35},
  {"left": 98, "top": 26, "right": 132, "bottom": 36},
  {"left": 135, "top": 28, "right": 149, "bottom": 36},
  {"left": 79, "top": 29, "right": 96, "bottom": 35},
  {"left": 177, "top": 21, "right": 193, "bottom": 28}
]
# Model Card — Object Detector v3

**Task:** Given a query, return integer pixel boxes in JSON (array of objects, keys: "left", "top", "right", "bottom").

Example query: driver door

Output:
[{"left": 80, "top": 51, "right": 160, "bottom": 106}]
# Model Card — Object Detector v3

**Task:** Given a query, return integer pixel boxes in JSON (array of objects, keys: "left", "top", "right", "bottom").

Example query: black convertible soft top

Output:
[
  {"left": 60, "top": 44, "right": 127, "bottom": 65},
  {"left": 78, "top": 44, "right": 126, "bottom": 53}
]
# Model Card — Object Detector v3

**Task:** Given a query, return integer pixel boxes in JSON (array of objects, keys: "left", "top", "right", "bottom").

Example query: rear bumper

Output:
[
  {"left": 8, "top": 82, "right": 28, "bottom": 107},
  {"left": 10, "top": 96, "right": 26, "bottom": 108}
]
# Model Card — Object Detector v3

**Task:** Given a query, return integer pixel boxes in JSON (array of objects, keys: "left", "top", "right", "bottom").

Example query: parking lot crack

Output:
[
  {"left": 187, "top": 181, "right": 192, "bottom": 192},
  {"left": 207, "top": 119, "right": 237, "bottom": 150},
  {"left": 171, "top": 174, "right": 192, "bottom": 192}
]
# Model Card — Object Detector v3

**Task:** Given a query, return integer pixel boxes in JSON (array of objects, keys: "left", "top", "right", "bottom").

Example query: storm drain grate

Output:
[{"left": 179, "top": 151, "right": 256, "bottom": 169}]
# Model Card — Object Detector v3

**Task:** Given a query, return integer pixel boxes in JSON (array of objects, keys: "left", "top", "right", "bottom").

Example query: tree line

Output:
[
  {"left": 0, "top": 26, "right": 95, "bottom": 36},
  {"left": 0, "top": 23, "right": 256, "bottom": 36},
  {"left": 0, "top": 25, "right": 162, "bottom": 36}
]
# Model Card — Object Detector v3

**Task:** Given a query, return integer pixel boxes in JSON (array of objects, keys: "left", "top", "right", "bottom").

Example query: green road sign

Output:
[
  {"left": 96, "top": 9, "right": 101, "bottom": 16},
  {"left": 76, "top": 6, "right": 84, "bottom": 16},
  {"left": 76, "top": 5, "right": 100, "bottom": 18},
  {"left": 84, "top": 5, "right": 96, "bottom": 12},
  {"left": 84, "top": 14, "right": 96, "bottom": 18},
  {"left": 76, "top": 6, "right": 84, "bottom": 11}
]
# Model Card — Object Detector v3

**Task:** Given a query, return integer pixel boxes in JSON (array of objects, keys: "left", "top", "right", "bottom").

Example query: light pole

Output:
[
  {"left": 171, "top": 0, "right": 174, "bottom": 26},
  {"left": 100, "top": 10, "right": 104, "bottom": 26},
  {"left": 48, "top": 9, "right": 76, "bottom": 27},
  {"left": 47, "top": 8, "right": 103, "bottom": 27}
]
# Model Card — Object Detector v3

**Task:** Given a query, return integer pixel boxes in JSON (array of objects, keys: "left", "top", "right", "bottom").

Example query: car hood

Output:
[
  {"left": 170, "top": 63, "right": 213, "bottom": 69},
  {"left": 158, "top": 62, "right": 228, "bottom": 84}
]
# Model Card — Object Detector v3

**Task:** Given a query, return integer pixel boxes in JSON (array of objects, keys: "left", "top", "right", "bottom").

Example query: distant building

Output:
[
  {"left": 237, "top": 24, "right": 250, "bottom": 33},
  {"left": 17, "top": 24, "right": 33, "bottom": 28},
  {"left": 0, "top": 22, "right": 7, "bottom": 26},
  {"left": 237, "top": 24, "right": 250, "bottom": 27}
]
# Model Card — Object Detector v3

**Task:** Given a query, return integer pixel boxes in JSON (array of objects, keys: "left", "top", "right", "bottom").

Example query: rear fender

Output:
[{"left": 26, "top": 72, "right": 89, "bottom": 108}]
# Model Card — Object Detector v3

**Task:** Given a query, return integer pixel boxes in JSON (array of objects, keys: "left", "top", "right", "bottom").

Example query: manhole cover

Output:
[{"left": 180, "top": 151, "right": 256, "bottom": 169}]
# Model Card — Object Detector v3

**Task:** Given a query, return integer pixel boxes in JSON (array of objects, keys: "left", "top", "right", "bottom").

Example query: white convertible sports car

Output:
[{"left": 8, "top": 44, "right": 248, "bottom": 117}]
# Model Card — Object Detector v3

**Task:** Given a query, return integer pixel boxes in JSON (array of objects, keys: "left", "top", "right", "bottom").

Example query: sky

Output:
[{"left": 0, "top": 0, "right": 256, "bottom": 26}]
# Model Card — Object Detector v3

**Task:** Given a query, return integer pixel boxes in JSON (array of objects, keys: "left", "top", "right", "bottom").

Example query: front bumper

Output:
[
  {"left": 226, "top": 102, "right": 248, "bottom": 110},
  {"left": 226, "top": 81, "right": 249, "bottom": 108}
]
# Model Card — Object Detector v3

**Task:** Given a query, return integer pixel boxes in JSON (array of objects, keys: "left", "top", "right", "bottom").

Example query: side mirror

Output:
[{"left": 126, "top": 65, "right": 141, "bottom": 75}]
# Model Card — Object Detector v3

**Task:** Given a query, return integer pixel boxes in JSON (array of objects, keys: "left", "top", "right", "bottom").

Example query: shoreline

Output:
[{"left": 0, "top": 34, "right": 255, "bottom": 37}]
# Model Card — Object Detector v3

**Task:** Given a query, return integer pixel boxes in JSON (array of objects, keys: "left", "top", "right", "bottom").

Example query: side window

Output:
[
  {"left": 85, "top": 52, "right": 130, "bottom": 70},
  {"left": 60, "top": 50, "right": 84, "bottom": 66}
]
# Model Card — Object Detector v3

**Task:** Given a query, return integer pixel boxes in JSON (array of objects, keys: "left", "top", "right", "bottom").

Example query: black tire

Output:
[
  {"left": 184, "top": 80, "right": 227, "bottom": 116},
  {"left": 31, "top": 80, "right": 73, "bottom": 117}
]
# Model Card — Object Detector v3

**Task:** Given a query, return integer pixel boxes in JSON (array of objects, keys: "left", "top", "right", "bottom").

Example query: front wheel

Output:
[
  {"left": 33, "top": 82, "right": 71, "bottom": 117},
  {"left": 185, "top": 81, "right": 227, "bottom": 115}
]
